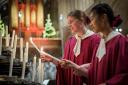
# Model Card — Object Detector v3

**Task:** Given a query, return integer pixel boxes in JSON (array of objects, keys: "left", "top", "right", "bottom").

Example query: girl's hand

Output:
[
  {"left": 73, "top": 63, "right": 90, "bottom": 77},
  {"left": 59, "top": 59, "right": 79, "bottom": 69},
  {"left": 40, "top": 54, "right": 53, "bottom": 62}
]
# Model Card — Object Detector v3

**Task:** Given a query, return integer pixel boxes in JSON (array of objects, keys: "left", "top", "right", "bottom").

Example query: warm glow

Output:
[
  {"left": 10, "top": 0, "right": 44, "bottom": 38},
  {"left": 19, "top": 6, "right": 25, "bottom": 26},
  {"left": 31, "top": 5, "right": 36, "bottom": 25},
  {"left": 11, "top": 0, "right": 18, "bottom": 28},
  {"left": 25, "top": 0, "right": 30, "bottom": 27},
  {"left": 37, "top": 0, "right": 44, "bottom": 29}
]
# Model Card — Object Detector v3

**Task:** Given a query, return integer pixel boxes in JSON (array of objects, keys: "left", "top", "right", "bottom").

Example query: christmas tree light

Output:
[
  {"left": 0, "top": 16, "right": 5, "bottom": 37},
  {"left": 42, "top": 14, "right": 56, "bottom": 38}
]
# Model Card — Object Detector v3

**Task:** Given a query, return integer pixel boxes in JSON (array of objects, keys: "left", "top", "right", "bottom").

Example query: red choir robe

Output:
[
  {"left": 88, "top": 32, "right": 128, "bottom": 85},
  {"left": 56, "top": 31, "right": 100, "bottom": 85}
]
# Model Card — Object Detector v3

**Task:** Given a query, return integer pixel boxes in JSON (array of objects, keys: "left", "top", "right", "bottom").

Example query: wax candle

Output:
[
  {"left": 25, "top": 42, "right": 29, "bottom": 62},
  {"left": 6, "top": 34, "right": 10, "bottom": 47},
  {"left": 11, "top": 30, "right": 15, "bottom": 48},
  {"left": 6, "top": 25, "right": 8, "bottom": 36},
  {"left": 13, "top": 35, "right": 17, "bottom": 59},
  {"left": 21, "top": 47, "right": 27, "bottom": 79},
  {"left": 40, "top": 47, "right": 44, "bottom": 83},
  {"left": 7, "top": 34, "right": 10, "bottom": 47},
  {"left": 41, "top": 62, "right": 44, "bottom": 83},
  {"left": 20, "top": 38, "right": 23, "bottom": 62},
  {"left": 29, "top": 38, "right": 60, "bottom": 62},
  {"left": 32, "top": 56, "right": 36, "bottom": 82},
  {"left": 9, "top": 49, "right": 14, "bottom": 77},
  {"left": 5, "top": 34, "right": 8, "bottom": 47},
  {"left": 38, "top": 58, "right": 42, "bottom": 83}
]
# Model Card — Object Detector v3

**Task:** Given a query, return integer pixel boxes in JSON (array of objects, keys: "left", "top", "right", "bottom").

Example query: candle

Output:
[
  {"left": 6, "top": 25, "right": 8, "bottom": 37},
  {"left": 21, "top": 47, "right": 27, "bottom": 79},
  {"left": 38, "top": 60, "right": 45, "bottom": 84},
  {"left": 40, "top": 47, "right": 44, "bottom": 83},
  {"left": 25, "top": 42, "right": 29, "bottom": 62},
  {"left": 11, "top": 30, "right": 15, "bottom": 48},
  {"left": 5, "top": 25, "right": 9, "bottom": 47},
  {"left": 9, "top": 49, "right": 14, "bottom": 77},
  {"left": 41, "top": 62, "right": 44, "bottom": 83},
  {"left": 6, "top": 34, "right": 10, "bottom": 47},
  {"left": 32, "top": 56, "right": 36, "bottom": 82},
  {"left": 13, "top": 35, "right": 17, "bottom": 59},
  {"left": 29, "top": 37, "right": 60, "bottom": 62},
  {"left": 9, "top": 34, "right": 18, "bottom": 76},
  {"left": 20, "top": 38, "right": 23, "bottom": 62},
  {"left": 38, "top": 58, "right": 42, "bottom": 83},
  {"left": 5, "top": 34, "right": 8, "bottom": 47},
  {"left": 0, "top": 33, "right": 2, "bottom": 55},
  {"left": 7, "top": 34, "right": 10, "bottom": 47}
]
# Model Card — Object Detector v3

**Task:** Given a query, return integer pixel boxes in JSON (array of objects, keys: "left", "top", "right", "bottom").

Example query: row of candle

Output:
[{"left": 0, "top": 28, "right": 44, "bottom": 83}]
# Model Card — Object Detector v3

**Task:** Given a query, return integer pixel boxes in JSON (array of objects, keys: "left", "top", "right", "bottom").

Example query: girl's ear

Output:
[{"left": 102, "top": 14, "right": 108, "bottom": 22}]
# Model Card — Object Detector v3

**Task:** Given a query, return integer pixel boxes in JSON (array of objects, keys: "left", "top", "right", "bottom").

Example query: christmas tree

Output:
[
  {"left": 43, "top": 14, "right": 56, "bottom": 38},
  {"left": 0, "top": 16, "right": 5, "bottom": 37}
]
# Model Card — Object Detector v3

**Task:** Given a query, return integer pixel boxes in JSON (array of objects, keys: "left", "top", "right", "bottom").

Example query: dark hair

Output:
[
  {"left": 91, "top": 3, "right": 122, "bottom": 27},
  {"left": 68, "top": 10, "right": 90, "bottom": 25}
]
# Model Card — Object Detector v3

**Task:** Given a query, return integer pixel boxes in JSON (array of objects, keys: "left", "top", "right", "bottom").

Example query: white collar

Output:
[
  {"left": 75, "top": 28, "right": 94, "bottom": 40},
  {"left": 96, "top": 31, "right": 121, "bottom": 61},
  {"left": 105, "top": 31, "right": 121, "bottom": 42},
  {"left": 73, "top": 28, "right": 94, "bottom": 57}
]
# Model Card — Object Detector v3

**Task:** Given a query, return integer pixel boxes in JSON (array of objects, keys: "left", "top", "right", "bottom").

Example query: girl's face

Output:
[
  {"left": 67, "top": 16, "right": 83, "bottom": 34},
  {"left": 89, "top": 12, "right": 105, "bottom": 33}
]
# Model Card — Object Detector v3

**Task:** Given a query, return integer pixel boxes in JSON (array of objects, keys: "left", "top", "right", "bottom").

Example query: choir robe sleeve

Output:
[
  {"left": 106, "top": 37, "right": 128, "bottom": 85},
  {"left": 56, "top": 37, "right": 72, "bottom": 85},
  {"left": 81, "top": 35, "right": 100, "bottom": 84}
]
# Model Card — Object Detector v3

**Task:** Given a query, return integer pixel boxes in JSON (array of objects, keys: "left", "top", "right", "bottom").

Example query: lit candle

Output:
[
  {"left": 20, "top": 38, "right": 23, "bottom": 62},
  {"left": 29, "top": 37, "right": 60, "bottom": 62},
  {"left": 38, "top": 47, "right": 44, "bottom": 83},
  {"left": 25, "top": 42, "right": 29, "bottom": 62},
  {"left": 13, "top": 35, "right": 17, "bottom": 59},
  {"left": 32, "top": 56, "right": 36, "bottom": 82},
  {"left": 21, "top": 47, "right": 27, "bottom": 79},
  {"left": 11, "top": 30, "right": 15, "bottom": 48},
  {"left": 0, "top": 33, "right": 2, "bottom": 55}
]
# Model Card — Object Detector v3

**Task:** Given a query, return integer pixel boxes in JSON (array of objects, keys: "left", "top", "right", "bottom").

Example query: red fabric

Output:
[
  {"left": 56, "top": 34, "right": 100, "bottom": 85},
  {"left": 89, "top": 35, "right": 128, "bottom": 85}
]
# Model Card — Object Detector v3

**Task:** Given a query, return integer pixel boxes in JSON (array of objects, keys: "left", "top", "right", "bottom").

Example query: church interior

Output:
[{"left": 0, "top": 0, "right": 128, "bottom": 85}]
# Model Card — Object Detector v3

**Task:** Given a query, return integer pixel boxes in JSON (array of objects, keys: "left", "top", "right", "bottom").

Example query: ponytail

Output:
[{"left": 112, "top": 15, "right": 123, "bottom": 27}]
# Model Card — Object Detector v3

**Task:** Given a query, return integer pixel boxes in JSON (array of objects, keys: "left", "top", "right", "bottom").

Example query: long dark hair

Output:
[
  {"left": 91, "top": 3, "right": 122, "bottom": 27},
  {"left": 68, "top": 10, "right": 90, "bottom": 25}
]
